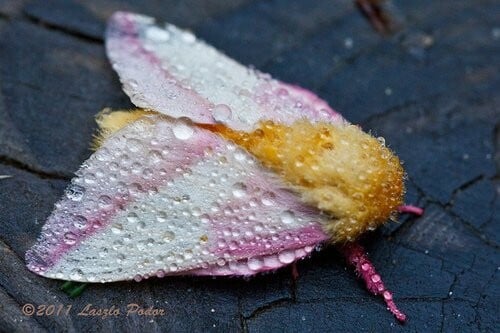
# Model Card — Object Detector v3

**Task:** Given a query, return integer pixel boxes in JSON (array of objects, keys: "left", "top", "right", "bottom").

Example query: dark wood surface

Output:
[{"left": 0, "top": 0, "right": 498, "bottom": 332}]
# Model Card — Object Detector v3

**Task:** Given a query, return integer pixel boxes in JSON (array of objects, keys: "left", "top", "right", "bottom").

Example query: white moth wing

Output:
[
  {"left": 106, "top": 11, "right": 343, "bottom": 131},
  {"left": 26, "top": 116, "right": 329, "bottom": 282}
]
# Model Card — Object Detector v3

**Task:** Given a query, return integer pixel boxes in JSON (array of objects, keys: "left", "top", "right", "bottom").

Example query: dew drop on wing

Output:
[
  {"left": 248, "top": 257, "right": 264, "bottom": 271},
  {"left": 172, "top": 118, "right": 194, "bottom": 140},
  {"left": 280, "top": 210, "right": 296, "bottom": 224},
  {"left": 65, "top": 184, "right": 85, "bottom": 201},
  {"left": 145, "top": 26, "right": 171, "bottom": 42},
  {"left": 63, "top": 232, "right": 77, "bottom": 245},
  {"left": 232, "top": 182, "right": 247, "bottom": 198},
  {"left": 278, "top": 250, "right": 296, "bottom": 264},
  {"left": 73, "top": 215, "right": 88, "bottom": 229},
  {"left": 212, "top": 104, "right": 232, "bottom": 123}
]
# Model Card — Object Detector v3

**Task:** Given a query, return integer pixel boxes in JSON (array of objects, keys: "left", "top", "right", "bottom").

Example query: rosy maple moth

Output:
[{"left": 26, "top": 11, "right": 423, "bottom": 322}]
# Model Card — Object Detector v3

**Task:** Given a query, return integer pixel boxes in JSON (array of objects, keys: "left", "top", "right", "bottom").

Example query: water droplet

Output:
[
  {"left": 127, "top": 212, "right": 139, "bottom": 223},
  {"left": 142, "top": 168, "right": 153, "bottom": 179},
  {"left": 163, "top": 231, "right": 175, "bottom": 242},
  {"left": 127, "top": 138, "right": 143, "bottom": 152},
  {"left": 371, "top": 274, "right": 381, "bottom": 283},
  {"left": 172, "top": 119, "right": 194, "bottom": 140},
  {"left": 128, "top": 183, "right": 144, "bottom": 196},
  {"left": 212, "top": 104, "right": 232, "bottom": 123},
  {"left": 278, "top": 250, "right": 295, "bottom": 264},
  {"left": 111, "top": 223, "right": 123, "bottom": 234},
  {"left": 65, "top": 184, "right": 85, "bottom": 201},
  {"left": 84, "top": 173, "right": 96, "bottom": 184},
  {"left": 69, "top": 269, "right": 83, "bottom": 280},
  {"left": 148, "top": 150, "right": 163, "bottom": 163},
  {"left": 157, "top": 211, "right": 168, "bottom": 222},
  {"left": 234, "top": 149, "right": 247, "bottom": 162},
  {"left": 73, "top": 215, "right": 88, "bottom": 229},
  {"left": 261, "top": 192, "right": 276, "bottom": 206},
  {"left": 145, "top": 26, "right": 171, "bottom": 42},
  {"left": 248, "top": 257, "right": 263, "bottom": 270},
  {"left": 181, "top": 31, "right": 196, "bottom": 44},
  {"left": 98, "top": 195, "right": 112, "bottom": 208},
  {"left": 280, "top": 210, "right": 295, "bottom": 224},
  {"left": 232, "top": 182, "right": 247, "bottom": 198},
  {"left": 63, "top": 232, "right": 77, "bottom": 245}
]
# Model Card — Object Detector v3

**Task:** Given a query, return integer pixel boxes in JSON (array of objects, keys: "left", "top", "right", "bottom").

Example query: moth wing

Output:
[
  {"left": 106, "top": 11, "right": 343, "bottom": 131},
  {"left": 26, "top": 116, "right": 329, "bottom": 282}
]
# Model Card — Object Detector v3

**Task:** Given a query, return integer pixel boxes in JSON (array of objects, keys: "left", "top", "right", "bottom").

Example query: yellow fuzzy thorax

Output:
[
  {"left": 95, "top": 109, "right": 405, "bottom": 243},
  {"left": 203, "top": 120, "right": 405, "bottom": 243}
]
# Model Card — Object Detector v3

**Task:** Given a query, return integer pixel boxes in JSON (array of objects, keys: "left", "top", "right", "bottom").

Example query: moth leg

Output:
[
  {"left": 341, "top": 242, "right": 406, "bottom": 322},
  {"left": 398, "top": 205, "right": 424, "bottom": 216}
]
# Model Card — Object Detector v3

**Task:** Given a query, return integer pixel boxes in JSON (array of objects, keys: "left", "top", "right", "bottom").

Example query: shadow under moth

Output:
[{"left": 26, "top": 11, "right": 424, "bottom": 322}]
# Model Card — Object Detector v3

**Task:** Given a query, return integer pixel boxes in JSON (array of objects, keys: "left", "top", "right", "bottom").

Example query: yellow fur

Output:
[
  {"left": 92, "top": 108, "right": 154, "bottom": 149},
  {"left": 95, "top": 109, "right": 405, "bottom": 243}
]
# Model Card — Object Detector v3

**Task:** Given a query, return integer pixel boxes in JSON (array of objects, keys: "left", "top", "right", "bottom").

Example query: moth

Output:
[{"left": 26, "top": 11, "right": 423, "bottom": 322}]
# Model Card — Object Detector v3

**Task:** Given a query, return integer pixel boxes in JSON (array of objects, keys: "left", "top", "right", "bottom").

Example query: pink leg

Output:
[
  {"left": 341, "top": 242, "right": 406, "bottom": 322},
  {"left": 398, "top": 205, "right": 424, "bottom": 216}
]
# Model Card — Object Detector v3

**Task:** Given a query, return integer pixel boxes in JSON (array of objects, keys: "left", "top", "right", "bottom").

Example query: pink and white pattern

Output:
[
  {"left": 26, "top": 116, "right": 329, "bottom": 282},
  {"left": 106, "top": 11, "right": 344, "bottom": 131}
]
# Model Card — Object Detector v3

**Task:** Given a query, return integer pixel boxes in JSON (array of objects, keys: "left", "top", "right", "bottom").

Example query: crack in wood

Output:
[{"left": 0, "top": 156, "right": 71, "bottom": 181}]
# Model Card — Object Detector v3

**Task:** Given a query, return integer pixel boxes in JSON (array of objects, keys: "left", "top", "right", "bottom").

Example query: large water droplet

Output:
[
  {"left": 278, "top": 250, "right": 295, "bottom": 264},
  {"left": 248, "top": 257, "right": 263, "bottom": 270},
  {"left": 212, "top": 104, "right": 232, "bottom": 123},
  {"left": 172, "top": 119, "right": 194, "bottom": 140},
  {"left": 280, "top": 210, "right": 295, "bottom": 224}
]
